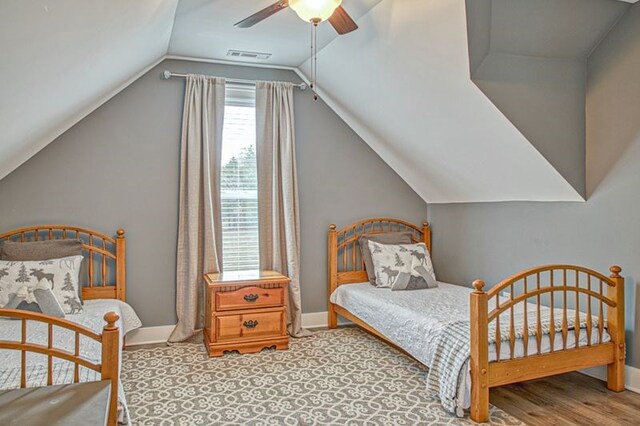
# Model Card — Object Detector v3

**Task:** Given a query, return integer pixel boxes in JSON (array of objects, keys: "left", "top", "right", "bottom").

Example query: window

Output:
[{"left": 220, "top": 86, "right": 259, "bottom": 271}]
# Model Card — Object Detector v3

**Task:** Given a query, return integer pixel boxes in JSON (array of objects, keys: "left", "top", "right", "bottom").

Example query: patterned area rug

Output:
[{"left": 122, "top": 328, "right": 523, "bottom": 425}]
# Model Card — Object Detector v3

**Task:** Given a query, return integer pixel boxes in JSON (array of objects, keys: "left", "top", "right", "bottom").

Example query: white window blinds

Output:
[{"left": 220, "top": 86, "right": 259, "bottom": 271}]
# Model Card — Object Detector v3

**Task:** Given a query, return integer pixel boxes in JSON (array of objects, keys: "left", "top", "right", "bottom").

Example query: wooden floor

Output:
[{"left": 491, "top": 372, "right": 640, "bottom": 425}]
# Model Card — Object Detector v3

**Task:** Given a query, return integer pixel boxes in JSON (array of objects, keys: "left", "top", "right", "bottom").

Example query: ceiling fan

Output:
[{"left": 234, "top": 0, "right": 359, "bottom": 35}]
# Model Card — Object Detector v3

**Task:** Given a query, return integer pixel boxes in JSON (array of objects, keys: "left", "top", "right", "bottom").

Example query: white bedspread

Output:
[
  {"left": 330, "top": 282, "right": 610, "bottom": 411},
  {"left": 0, "top": 299, "right": 141, "bottom": 421}
]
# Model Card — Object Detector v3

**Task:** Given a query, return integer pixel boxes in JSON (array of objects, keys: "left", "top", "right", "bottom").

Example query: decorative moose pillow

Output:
[
  {"left": 368, "top": 241, "right": 437, "bottom": 291},
  {"left": 0, "top": 255, "right": 84, "bottom": 314}
]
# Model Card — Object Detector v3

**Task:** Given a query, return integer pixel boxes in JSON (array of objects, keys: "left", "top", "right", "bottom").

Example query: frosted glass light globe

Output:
[{"left": 289, "top": 0, "right": 342, "bottom": 23}]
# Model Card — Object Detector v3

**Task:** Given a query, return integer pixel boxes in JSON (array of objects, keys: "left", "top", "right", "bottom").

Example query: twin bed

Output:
[
  {"left": 328, "top": 218, "right": 625, "bottom": 422},
  {"left": 0, "top": 225, "right": 141, "bottom": 425}
]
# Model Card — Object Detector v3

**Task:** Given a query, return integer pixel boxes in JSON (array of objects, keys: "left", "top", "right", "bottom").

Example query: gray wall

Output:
[
  {"left": 586, "top": 2, "right": 640, "bottom": 197},
  {"left": 430, "top": 4, "right": 640, "bottom": 368},
  {"left": 0, "top": 59, "right": 427, "bottom": 326},
  {"left": 464, "top": 0, "right": 629, "bottom": 198},
  {"left": 464, "top": 0, "right": 491, "bottom": 74},
  {"left": 473, "top": 53, "right": 586, "bottom": 196}
]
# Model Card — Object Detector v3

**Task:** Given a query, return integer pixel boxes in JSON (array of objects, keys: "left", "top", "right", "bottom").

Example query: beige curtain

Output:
[
  {"left": 169, "top": 75, "right": 225, "bottom": 343},
  {"left": 256, "top": 81, "right": 310, "bottom": 338}
]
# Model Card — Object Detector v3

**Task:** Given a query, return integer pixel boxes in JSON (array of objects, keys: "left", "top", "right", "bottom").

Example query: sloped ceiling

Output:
[
  {"left": 300, "top": 0, "right": 584, "bottom": 202},
  {"left": 0, "top": 0, "right": 179, "bottom": 181},
  {"left": 1, "top": 0, "right": 636, "bottom": 202}
]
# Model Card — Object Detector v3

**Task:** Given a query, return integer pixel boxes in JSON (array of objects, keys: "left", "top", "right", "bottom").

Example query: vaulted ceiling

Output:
[
  {"left": 169, "top": 0, "right": 382, "bottom": 66},
  {"left": 0, "top": 0, "right": 637, "bottom": 203}
]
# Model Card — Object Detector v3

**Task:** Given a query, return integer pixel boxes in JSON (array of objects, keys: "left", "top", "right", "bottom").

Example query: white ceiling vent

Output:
[{"left": 226, "top": 49, "right": 271, "bottom": 60}]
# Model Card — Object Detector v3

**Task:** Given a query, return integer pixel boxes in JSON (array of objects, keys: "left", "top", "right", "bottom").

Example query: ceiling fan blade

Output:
[
  {"left": 234, "top": 1, "right": 289, "bottom": 28},
  {"left": 328, "top": 6, "right": 358, "bottom": 35}
]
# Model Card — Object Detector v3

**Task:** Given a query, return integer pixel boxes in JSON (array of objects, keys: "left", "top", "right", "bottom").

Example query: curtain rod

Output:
[{"left": 161, "top": 70, "right": 307, "bottom": 90}]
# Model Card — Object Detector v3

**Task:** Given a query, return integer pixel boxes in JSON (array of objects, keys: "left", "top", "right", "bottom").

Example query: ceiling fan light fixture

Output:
[{"left": 289, "top": 0, "right": 342, "bottom": 23}]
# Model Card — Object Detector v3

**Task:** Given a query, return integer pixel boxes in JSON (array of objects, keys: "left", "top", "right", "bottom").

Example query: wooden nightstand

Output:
[{"left": 204, "top": 270, "right": 290, "bottom": 357}]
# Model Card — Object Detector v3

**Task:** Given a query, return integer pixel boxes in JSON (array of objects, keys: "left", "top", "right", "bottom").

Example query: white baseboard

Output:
[
  {"left": 126, "top": 311, "right": 332, "bottom": 346},
  {"left": 301, "top": 311, "right": 329, "bottom": 329},
  {"left": 580, "top": 364, "right": 640, "bottom": 394},
  {"left": 125, "top": 325, "right": 175, "bottom": 346}
]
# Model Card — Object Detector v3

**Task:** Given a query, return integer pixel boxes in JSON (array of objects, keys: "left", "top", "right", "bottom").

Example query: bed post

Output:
[
  {"left": 607, "top": 265, "right": 625, "bottom": 391},
  {"left": 328, "top": 224, "right": 338, "bottom": 329},
  {"left": 101, "top": 312, "right": 120, "bottom": 426},
  {"left": 470, "top": 280, "right": 489, "bottom": 423},
  {"left": 116, "top": 229, "right": 126, "bottom": 301},
  {"left": 422, "top": 221, "right": 431, "bottom": 254}
]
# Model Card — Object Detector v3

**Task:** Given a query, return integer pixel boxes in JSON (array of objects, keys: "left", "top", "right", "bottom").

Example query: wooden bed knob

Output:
[
  {"left": 103, "top": 312, "right": 120, "bottom": 330},
  {"left": 472, "top": 280, "right": 485, "bottom": 293},
  {"left": 610, "top": 265, "right": 622, "bottom": 278}
]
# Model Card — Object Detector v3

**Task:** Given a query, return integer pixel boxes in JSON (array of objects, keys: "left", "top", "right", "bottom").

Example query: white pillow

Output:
[
  {"left": 368, "top": 241, "right": 437, "bottom": 290},
  {"left": 0, "top": 255, "right": 84, "bottom": 314}
]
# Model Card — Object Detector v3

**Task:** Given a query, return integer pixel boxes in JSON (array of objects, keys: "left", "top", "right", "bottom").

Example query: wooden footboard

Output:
[
  {"left": 0, "top": 309, "right": 121, "bottom": 426},
  {"left": 469, "top": 265, "right": 625, "bottom": 422}
]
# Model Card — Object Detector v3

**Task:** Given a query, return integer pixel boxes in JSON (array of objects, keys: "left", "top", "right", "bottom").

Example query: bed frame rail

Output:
[
  {"left": 0, "top": 309, "right": 120, "bottom": 425},
  {"left": 469, "top": 265, "right": 625, "bottom": 422}
]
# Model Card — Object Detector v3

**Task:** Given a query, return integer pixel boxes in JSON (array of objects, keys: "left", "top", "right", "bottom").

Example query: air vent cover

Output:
[{"left": 226, "top": 50, "right": 272, "bottom": 60}]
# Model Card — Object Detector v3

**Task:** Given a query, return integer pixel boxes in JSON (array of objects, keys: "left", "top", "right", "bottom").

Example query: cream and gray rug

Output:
[{"left": 122, "top": 328, "right": 523, "bottom": 425}]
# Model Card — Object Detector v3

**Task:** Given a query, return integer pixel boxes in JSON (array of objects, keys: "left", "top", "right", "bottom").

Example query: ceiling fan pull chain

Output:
[
  {"left": 313, "top": 21, "right": 318, "bottom": 101},
  {"left": 310, "top": 21, "right": 314, "bottom": 94}
]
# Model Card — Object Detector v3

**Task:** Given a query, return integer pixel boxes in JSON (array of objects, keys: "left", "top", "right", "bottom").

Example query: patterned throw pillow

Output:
[
  {"left": 368, "top": 241, "right": 437, "bottom": 291},
  {"left": 3, "top": 280, "right": 65, "bottom": 318},
  {"left": 359, "top": 232, "right": 414, "bottom": 285},
  {"left": 0, "top": 256, "right": 84, "bottom": 314}
]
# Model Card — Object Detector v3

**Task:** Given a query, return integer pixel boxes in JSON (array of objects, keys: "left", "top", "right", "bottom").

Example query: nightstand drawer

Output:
[
  {"left": 216, "top": 286, "right": 285, "bottom": 311},
  {"left": 215, "top": 311, "right": 284, "bottom": 341}
]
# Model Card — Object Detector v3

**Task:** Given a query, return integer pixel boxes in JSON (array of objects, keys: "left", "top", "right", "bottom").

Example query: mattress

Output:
[
  {"left": 330, "top": 282, "right": 610, "bottom": 409},
  {"left": 0, "top": 299, "right": 142, "bottom": 422}
]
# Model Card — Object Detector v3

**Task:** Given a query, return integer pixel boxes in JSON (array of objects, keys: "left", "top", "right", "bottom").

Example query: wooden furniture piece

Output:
[
  {"left": 0, "top": 225, "right": 126, "bottom": 302},
  {"left": 204, "top": 270, "right": 290, "bottom": 357},
  {"left": 0, "top": 310, "right": 120, "bottom": 426},
  {"left": 327, "top": 218, "right": 625, "bottom": 423},
  {"left": 0, "top": 225, "right": 127, "bottom": 426},
  {"left": 0, "top": 380, "right": 111, "bottom": 426}
]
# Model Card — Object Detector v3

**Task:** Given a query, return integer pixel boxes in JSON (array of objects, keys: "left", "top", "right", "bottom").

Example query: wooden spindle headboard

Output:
[
  {"left": 328, "top": 218, "right": 430, "bottom": 288},
  {"left": 0, "top": 225, "right": 126, "bottom": 301},
  {"left": 327, "top": 218, "right": 430, "bottom": 329}
]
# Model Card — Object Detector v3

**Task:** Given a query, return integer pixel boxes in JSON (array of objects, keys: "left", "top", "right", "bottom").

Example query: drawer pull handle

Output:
[
  {"left": 243, "top": 320, "right": 259, "bottom": 329},
  {"left": 244, "top": 294, "right": 260, "bottom": 303}
]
